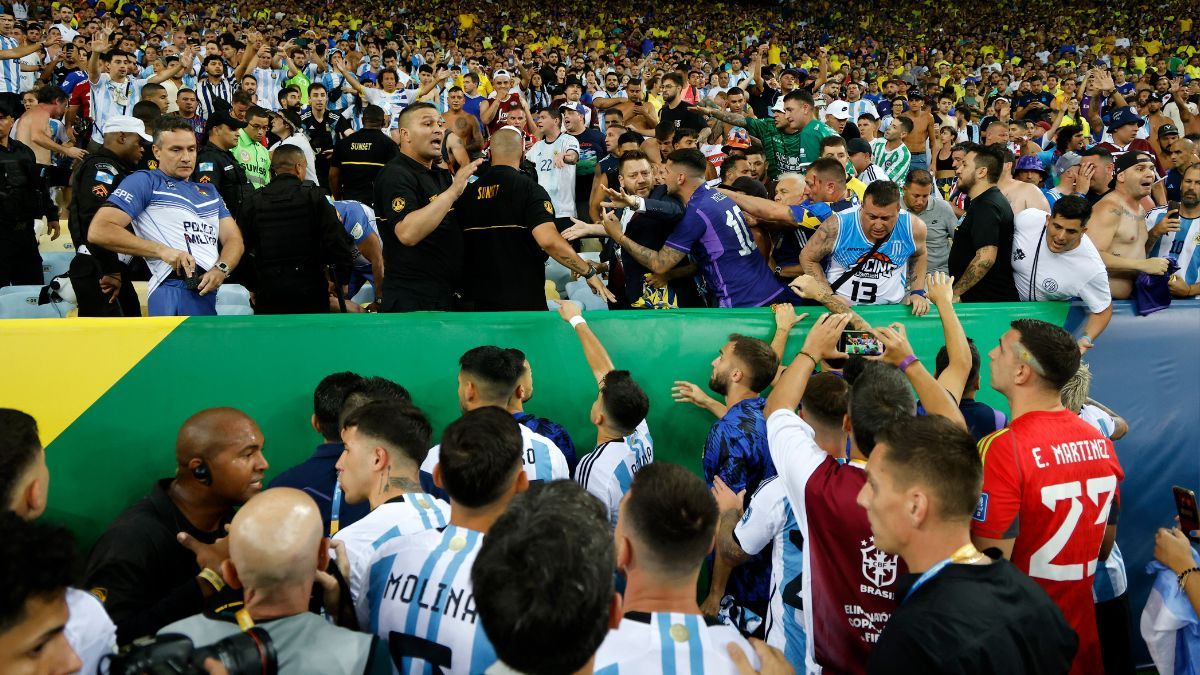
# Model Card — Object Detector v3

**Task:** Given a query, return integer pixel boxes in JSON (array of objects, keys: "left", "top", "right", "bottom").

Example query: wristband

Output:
[
  {"left": 198, "top": 567, "right": 225, "bottom": 591},
  {"left": 908, "top": 289, "right": 927, "bottom": 298},
  {"left": 898, "top": 354, "right": 920, "bottom": 373},
  {"left": 796, "top": 351, "right": 818, "bottom": 368},
  {"left": 1079, "top": 335, "right": 1093, "bottom": 346},
  {"left": 568, "top": 315, "right": 587, "bottom": 328},
  {"left": 1179, "top": 567, "right": 1200, "bottom": 590}
]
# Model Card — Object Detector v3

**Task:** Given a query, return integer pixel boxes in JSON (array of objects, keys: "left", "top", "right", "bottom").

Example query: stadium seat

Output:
[
  {"left": 216, "top": 284, "right": 252, "bottom": 309},
  {"left": 0, "top": 285, "right": 43, "bottom": 298},
  {"left": 37, "top": 233, "right": 76, "bottom": 255},
  {"left": 350, "top": 283, "right": 374, "bottom": 305},
  {"left": 132, "top": 282, "right": 150, "bottom": 317},
  {"left": 216, "top": 304, "right": 254, "bottom": 316},
  {"left": 41, "top": 253, "right": 73, "bottom": 285},
  {"left": 0, "top": 292, "right": 73, "bottom": 319},
  {"left": 564, "top": 279, "right": 609, "bottom": 311},
  {"left": 544, "top": 259, "right": 572, "bottom": 293}
]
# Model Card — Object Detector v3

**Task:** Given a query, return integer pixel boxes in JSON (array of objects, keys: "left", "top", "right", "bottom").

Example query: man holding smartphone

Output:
[{"left": 1148, "top": 164, "right": 1200, "bottom": 297}]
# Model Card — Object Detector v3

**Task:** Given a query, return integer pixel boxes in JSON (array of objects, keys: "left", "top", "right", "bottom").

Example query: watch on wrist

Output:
[
  {"left": 216, "top": 261, "right": 232, "bottom": 277},
  {"left": 581, "top": 264, "right": 597, "bottom": 280}
]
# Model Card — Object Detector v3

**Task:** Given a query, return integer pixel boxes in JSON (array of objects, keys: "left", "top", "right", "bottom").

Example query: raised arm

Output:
[
  {"left": 557, "top": 300, "right": 615, "bottom": 384},
  {"left": 872, "top": 323, "right": 968, "bottom": 429},
  {"left": 718, "top": 187, "right": 795, "bottom": 224},
  {"left": 765, "top": 313, "right": 850, "bottom": 416},
  {"left": 925, "top": 272, "right": 971, "bottom": 402},
  {"left": 692, "top": 104, "right": 748, "bottom": 129}
]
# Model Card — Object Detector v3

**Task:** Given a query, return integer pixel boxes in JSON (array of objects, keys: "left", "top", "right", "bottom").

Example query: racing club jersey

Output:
[{"left": 971, "top": 409, "right": 1124, "bottom": 675}]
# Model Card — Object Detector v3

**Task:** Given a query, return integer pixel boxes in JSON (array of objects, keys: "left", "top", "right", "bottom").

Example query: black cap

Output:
[
  {"left": 1158, "top": 123, "right": 1180, "bottom": 138},
  {"left": 205, "top": 109, "right": 247, "bottom": 133},
  {"left": 1113, "top": 150, "right": 1154, "bottom": 175},
  {"left": 846, "top": 138, "right": 873, "bottom": 155},
  {"left": 728, "top": 176, "right": 769, "bottom": 199},
  {"left": 278, "top": 108, "right": 303, "bottom": 132}
]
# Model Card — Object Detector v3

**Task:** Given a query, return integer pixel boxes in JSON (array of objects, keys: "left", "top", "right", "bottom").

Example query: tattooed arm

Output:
[{"left": 951, "top": 245, "right": 997, "bottom": 299}]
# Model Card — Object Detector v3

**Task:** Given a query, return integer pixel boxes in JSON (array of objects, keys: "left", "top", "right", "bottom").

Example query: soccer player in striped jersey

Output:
[
  {"left": 558, "top": 301, "right": 652, "bottom": 528},
  {"left": 593, "top": 463, "right": 760, "bottom": 674},
  {"left": 332, "top": 401, "right": 449, "bottom": 606},
  {"left": 472, "top": 481, "right": 621, "bottom": 675},
  {"left": 87, "top": 117, "right": 244, "bottom": 316},
  {"left": 420, "top": 347, "right": 569, "bottom": 498},
  {"left": 359, "top": 407, "right": 529, "bottom": 675},
  {"left": 709, "top": 373, "right": 848, "bottom": 667}
]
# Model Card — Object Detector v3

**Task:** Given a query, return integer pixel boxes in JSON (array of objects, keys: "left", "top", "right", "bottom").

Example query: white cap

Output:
[
  {"left": 492, "top": 68, "right": 511, "bottom": 80},
  {"left": 102, "top": 116, "right": 153, "bottom": 142},
  {"left": 771, "top": 97, "right": 786, "bottom": 113},
  {"left": 496, "top": 125, "right": 524, "bottom": 137},
  {"left": 825, "top": 100, "right": 851, "bottom": 120}
]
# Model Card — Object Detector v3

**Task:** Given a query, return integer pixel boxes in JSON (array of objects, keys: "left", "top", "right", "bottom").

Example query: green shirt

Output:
[
  {"left": 234, "top": 131, "right": 271, "bottom": 189},
  {"left": 286, "top": 72, "right": 311, "bottom": 105},
  {"left": 744, "top": 116, "right": 836, "bottom": 178}
]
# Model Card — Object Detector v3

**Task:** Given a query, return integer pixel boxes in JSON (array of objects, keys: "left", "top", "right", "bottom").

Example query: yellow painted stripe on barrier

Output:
[{"left": 0, "top": 317, "right": 186, "bottom": 445}]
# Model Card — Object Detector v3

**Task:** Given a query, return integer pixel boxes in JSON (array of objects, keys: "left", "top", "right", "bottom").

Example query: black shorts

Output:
[{"left": 41, "top": 163, "right": 73, "bottom": 187}]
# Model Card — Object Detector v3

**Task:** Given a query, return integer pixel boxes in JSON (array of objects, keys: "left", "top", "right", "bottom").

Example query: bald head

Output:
[
  {"left": 488, "top": 127, "right": 523, "bottom": 163},
  {"left": 228, "top": 488, "right": 324, "bottom": 592},
  {"left": 175, "top": 407, "right": 257, "bottom": 466}
]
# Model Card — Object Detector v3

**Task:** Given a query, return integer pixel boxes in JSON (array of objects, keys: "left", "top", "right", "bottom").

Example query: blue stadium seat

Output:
[
  {"left": 350, "top": 283, "right": 374, "bottom": 305},
  {"left": 0, "top": 292, "right": 72, "bottom": 319},
  {"left": 564, "top": 279, "right": 610, "bottom": 311},
  {"left": 216, "top": 304, "right": 254, "bottom": 316},
  {"left": 0, "top": 285, "right": 43, "bottom": 298},
  {"left": 41, "top": 253, "right": 73, "bottom": 285}
]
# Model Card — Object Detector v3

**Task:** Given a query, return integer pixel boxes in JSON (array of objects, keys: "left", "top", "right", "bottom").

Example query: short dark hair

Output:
[
  {"left": 1081, "top": 145, "right": 1113, "bottom": 163},
  {"left": 876, "top": 416, "right": 982, "bottom": 521},
  {"left": 618, "top": 149, "right": 650, "bottom": 172},
  {"left": 807, "top": 156, "right": 847, "bottom": 184},
  {"left": 269, "top": 144, "right": 306, "bottom": 176},
  {"left": 936, "top": 338, "right": 981, "bottom": 389},
  {"left": 0, "top": 513, "right": 77, "bottom": 633},
  {"left": 905, "top": 168, "right": 934, "bottom": 187},
  {"left": 599, "top": 371, "right": 649, "bottom": 435},
  {"left": 246, "top": 105, "right": 271, "bottom": 124},
  {"left": 623, "top": 462, "right": 717, "bottom": 575},
  {"left": 438, "top": 407, "right": 524, "bottom": 508},
  {"left": 398, "top": 102, "right": 437, "bottom": 130},
  {"left": 152, "top": 114, "right": 196, "bottom": 145},
  {"left": 820, "top": 135, "right": 847, "bottom": 152},
  {"left": 801, "top": 373, "right": 850, "bottom": 430},
  {"left": 728, "top": 334, "right": 779, "bottom": 393},
  {"left": 864, "top": 180, "right": 902, "bottom": 208},
  {"left": 965, "top": 143, "right": 1004, "bottom": 183},
  {"left": 616, "top": 130, "right": 644, "bottom": 147},
  {"left": 362, "top": 104, "right": 386, "bottom": 127},
  {"left": 472, "top": 481, "right": 613, "bottom": 674},
  {"left": 850, "top": 361, "right": 915, "bottom": 455},
  {"left": 783, "top": 89, "right": 814, "bottom": 107},
  {"left": 895, "top": 116, "right": 915, "bottom": 134},
  {"left": 307, "top": 82, "right": 327, "bottom": 95},
  {"left": 1011, "top": 318, "right": 1080, "bottom": 390},
  {"left": 341, "top": 401, "right": 432, "bottom": 467},
  {"left": 459, "top": 346, "right": 523, "bottom": 403},
  {"left": 721, "top": 154, "right": 748, "bottom": 177},
  {"left": 339, "top": 375, "right": 413, "bottom": 423},
  {"left": 142, "top": 82, "right": 166, "bottom": 98},
  {"left": 313, "top": 372, "right": 365, "bottom": 441},
  {"left": 1051, "top": 194, "right": 1093, "bottom": 225},
  {"left": 35, "top": 84, "right": 67, "bottom": 105},
  {"left": 0, "top": 410, "right": 41, "bottom": 507},
  {"left": 661, "top": 72, "right": 684, "bottom": 87},
  {"left": 232, "top": 90, "right": 253, "bottom": 107},
  {"left": 673, "top": 126, "right": 698, "bottom": 142},
  {"left": 666, "top": 148, "right": 709, "bottom": 179}
]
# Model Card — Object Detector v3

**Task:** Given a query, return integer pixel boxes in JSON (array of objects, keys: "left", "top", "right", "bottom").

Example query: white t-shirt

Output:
[
  {"left": 66, "top": 588, "right": 116, "bottom": 675},
  {"left": 271, "top": 134, "right": 320, "bottom": 184},
  {"left": 527, "top": 134, "right": 581, "bottom": 218},
  {"left": 593, "top": 612, "right": 759, "bottom": 674},
  {"left": 1011, "top": 208, "right": 1111, "bottom": 312},
  {"left": 332, "top": 492, "right": 450, "bottom": 604}
]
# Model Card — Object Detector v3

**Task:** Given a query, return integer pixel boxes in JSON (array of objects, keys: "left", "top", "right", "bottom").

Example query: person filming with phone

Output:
[{"left": 87, "top": 116, "right": 245, "bottom": 316}]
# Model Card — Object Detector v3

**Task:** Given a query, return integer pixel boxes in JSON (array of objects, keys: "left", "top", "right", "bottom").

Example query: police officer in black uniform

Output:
[
  {"left": 193, "top": 110, "right": 254, "bottom": 221},
  {"left": 66, "top": 115, "right": 149, "bottom": 316},
  {"left": 374, "top": 103, "right": 481, "bottom": 312},
  {"left": 236, "top": 144, "right": 353, "bottom": 314},
  {"left": 0, "top": 93, "right": 58, "bottom": 287}
]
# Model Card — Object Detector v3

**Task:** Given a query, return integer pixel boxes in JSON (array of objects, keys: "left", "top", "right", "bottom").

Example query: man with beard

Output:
[
  {"left": 696, "top": 90, "right": 832, "bottom": 179},
  {"left": 659, "top": 72, "right": 707, "bottom": 132},
  {"left": 697, "top": 333, "right": 780, "bottom": 635},
  {"left": 1087, "top": 151, "right": 1171, "bottom": 299},
  {"left": 1148, "top": 163, "right": 1200, "bottom": 297},
  {"left": 948, "top": 143, "right": 1018, "bottom": 302},
  {"left": 83, "top": 408, "right": 269, "bottom": 644}
]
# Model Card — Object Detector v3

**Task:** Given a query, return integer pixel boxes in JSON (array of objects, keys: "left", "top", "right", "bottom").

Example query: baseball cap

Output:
[
  {"left": 492, "top": 68, "right": 511, "bottom": 80},
  {"left": 825, "top": 100, "right": 850, "bottom": 120},
  {"left": 360, "top": 71, "right": 377, "bottom": 84},
  {"left": 847, "top": 138, "right": 872, "bottom": 155},
  {"left": 723, "top": 127, "right": 751, "bottom": 150},
  {"left": 1054, "top": 151, "right": 1082, "bottom": 174},
  {"left": 1014, "top": 154, "right": 1046, "bottom": 175},
  {"left": 559, "top": 101, "right": 586, "bottom": 115},
  {"left": 771, "top": 97, "right": 786, "bottom": 114},
  {"left": 204, "top": 109, "right": 247, "bottom": 133},
  {"left": 278, "top": 108, "right": 303, "bottom": 132},
  {"left": 1157, "top": 123, "right": 1180, "bottom": 138},
  {"left": 1114, "top": 150, "right": 1154, "bottom": 175},
  {"left": 1035, "top": 120, "right": 1052, "bottom": 131},
  {"left": 102, "top": 115, "right": 153, "bottom": 142},
  {"left": 1107, "top": 106, "right": 1145, "bottom": 130}
]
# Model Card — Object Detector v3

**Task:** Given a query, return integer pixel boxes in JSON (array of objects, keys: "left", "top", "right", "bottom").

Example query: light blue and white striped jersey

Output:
[
  {"left": 1148, "top": 206, "right": 1200, "bottom": 283},
  {"left": 845, "top": 99, "right": 878, "bottom": 123},
  {"left": 733, "top": 476, "right": 805, "bottom": 665},
  {"left": 0, "top": 35, "right": 21, "bottom": 93},
  {"left": 360, "top": 525, "right": 496, "bottom": 675},
  {"left": 1079, "top": 404, "right": 1128, "bottom": 602},
  {"left": 89, "top": 74, "right": 147, "bottom": 143},
  {"left": 419, "top": 424, "right": 568, "bottom": 500},
  {"left": 105, "top": 170, "right": 230, "bottom": 294},
  {"left": 826, "top": 208, "right": 918, "bottom": 305},
  {"left": 575, "top": 420, "right": 653, "bottom": 528},
  {"left": 319, "top": 71, "right": 354, "bottom": 111},
  {"left": 593, "top": 612, "right": 760, "bottom": 675},
  {"left": 253, "top": 66, "right": 288, "bottom": 111},
  {"left": 333, "top": 492, "right": 450, "bottom": 605}
]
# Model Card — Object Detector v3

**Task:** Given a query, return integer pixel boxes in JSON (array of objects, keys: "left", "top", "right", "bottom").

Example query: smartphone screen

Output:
[
  {"left": 839, "top": 330, "right": 883, "bottom": 357},
  {"left": 1175, "top": 486, "right": 1199, "bottom": 541}
]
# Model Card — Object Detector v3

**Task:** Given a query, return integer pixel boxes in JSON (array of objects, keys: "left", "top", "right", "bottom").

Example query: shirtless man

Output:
[
  {"left": 904, "top": 95, "right": 937, "bottom": 171},
  {"left": 592, "top": 77, "right": 658, "bottom": 136},
  {"left": 1086, "top": 151, "right": 1171, "bottom": 298},
  {"left": 15, "top": 85, "right": 85, "bottom": 222},
  {"left": 992, "top": 144, "right": 1050, "bottom": 213},
  {"left": 442, "top": 87, "right": 473, "bottom": 140}
]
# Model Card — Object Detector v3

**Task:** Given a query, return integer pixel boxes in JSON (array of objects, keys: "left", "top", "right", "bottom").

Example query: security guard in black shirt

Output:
[
  {"left": 66, "top": 115, "right": 149, "bottom": 316},
  {"left": 193, "top": 110, "right": 254, "bottom": 221},
  {"left": 374, "top": 102, "right": 482, "bottom": 312},
  {"left": 457, "top": 126, "right": 614, "bottom": 310},
  {"left": 0, "top": 94, "right": 59, "bottom": 286},
  {"left": 330, "top": 104, "right": 396, "bottom": 208},
  {"left": 238, "top": 144, "right": 354, "bottom": 314}
]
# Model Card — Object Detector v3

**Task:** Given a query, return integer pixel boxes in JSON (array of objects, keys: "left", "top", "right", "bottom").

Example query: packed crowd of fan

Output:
[{"left": 1, "top": 1, "right": 1199, "bottom": 674}]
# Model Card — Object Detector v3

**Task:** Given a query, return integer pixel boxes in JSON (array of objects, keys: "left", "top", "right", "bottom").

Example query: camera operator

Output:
[
  {"left": 83, "top": 408, "right": 269, "bottom": 645},
  {"left": 159, "top": 488, "right": 391, "bottom": 675}
]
